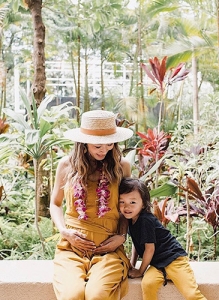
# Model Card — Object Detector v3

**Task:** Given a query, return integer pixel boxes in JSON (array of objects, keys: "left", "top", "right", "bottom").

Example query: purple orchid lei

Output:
[
  {"left": 73, "top": 179, "right": 88, "bottom": 220},
  {"left": 73, "top": 168, "right": 111, "bottom": 220}
]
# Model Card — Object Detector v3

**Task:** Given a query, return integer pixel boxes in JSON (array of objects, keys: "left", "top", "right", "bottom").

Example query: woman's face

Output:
[{"left": 87, "top": 143, "right": 114, "bottom": 161}]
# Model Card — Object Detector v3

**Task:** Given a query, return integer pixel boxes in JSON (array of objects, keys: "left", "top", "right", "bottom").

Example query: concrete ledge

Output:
[{"left": 0, "top": 260, "right": 218, "bottom": 300}]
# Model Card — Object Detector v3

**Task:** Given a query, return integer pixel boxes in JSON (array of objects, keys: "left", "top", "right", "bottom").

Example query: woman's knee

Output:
[
  {"left": 56, "top": 290, "right": 84, "bottom": 300},
  {"left": 53, "top": 281, "right": 85, "bottom": 300},
  {"left": 85, "top": 282, "right": 120, "bottom": 300}
]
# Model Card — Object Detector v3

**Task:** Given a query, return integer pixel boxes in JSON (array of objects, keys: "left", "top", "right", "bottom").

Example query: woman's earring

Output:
[{"left": 84, "top": 145, "right": 87, "bottom": 153}]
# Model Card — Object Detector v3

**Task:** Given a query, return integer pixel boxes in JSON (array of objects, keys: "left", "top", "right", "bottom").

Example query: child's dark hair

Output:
[{"left": 119, "top": 177, "right": 152, "bottom": 213}]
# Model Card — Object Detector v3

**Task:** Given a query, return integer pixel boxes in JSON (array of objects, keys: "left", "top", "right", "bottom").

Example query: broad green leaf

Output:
[
  {"left": 0, "top": 147, "right": 12, "bottom": 162},
  {"left": 94, "top": 20, "right": 100, "bottom": 32},
  {"left": 166, "top": 51, "right": 192, "bottom": 69},
  {"left": 0, "top": 133, "right": 21, "bottom": 142},
  {"left": 25, "top": 129, "right": 40, "bottom": 145},
  {"left": 3, "top": 108, "right": 31, "bottom": 130},
  {"left": 111, "top": 4, "right": 121, "bottom": 9},
  {"left": 39, "top": 118, "right": 53, "bottom": 137},
  {"left": 19, "top": 88, "right": 36, "bottom": 127},
  {"left": 150, "top": 182, "right": 177, "bottom": 198},
  {"left": 140, "top": 154, "right": 169, "bottom": 181},
  {"left": 37, "top": 138, "right": 73, "bottom": 158},
  {"left": 37, "top": 94, "right": 55, "bottom": 120},
  {"left": 147, "top": 1, "right": 179, "bottom": 18},
  {"left": 125, "top": 149, "right": 136, "bottom": 166},
  {"left": 30, "top": 93, "right": 39, "bottom": 128},
  {"left": 12, "top": 0, "right": 19, "bottom": 12}
]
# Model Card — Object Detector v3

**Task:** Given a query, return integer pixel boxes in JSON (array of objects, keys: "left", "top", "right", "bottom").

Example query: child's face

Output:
[{"left": 119, "top": 190, "right": 144, "bottom": 223}]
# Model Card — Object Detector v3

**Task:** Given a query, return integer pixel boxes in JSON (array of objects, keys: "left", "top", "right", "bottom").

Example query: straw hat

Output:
[{"left": 64, "top": 110, "right": 133, "bottom": 144}]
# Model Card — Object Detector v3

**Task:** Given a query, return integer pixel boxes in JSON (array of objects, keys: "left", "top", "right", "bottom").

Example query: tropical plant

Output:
[
  {"left": 177, "top": 177, "right": 219, "bottom": 260},
  {"left": 2, "top": 89, "right": 75, "bottom": 250},
  {"left": 140, "top": 56, "right": 189, "bottom": 133},
  {"left": 137, "top": 128, "right": 171, "bottom": 188}
]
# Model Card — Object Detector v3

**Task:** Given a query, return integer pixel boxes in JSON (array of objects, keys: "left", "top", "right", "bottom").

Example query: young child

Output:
[{"left": 119, "top": 177, "right": 207, "bottom": 300}]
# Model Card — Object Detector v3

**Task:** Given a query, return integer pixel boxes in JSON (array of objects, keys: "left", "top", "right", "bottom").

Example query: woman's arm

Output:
[
  {"left": 50, "top": 156, "right": 68, "bottom": 233},
  {"left": 50, "top": 156, "right": 96, "bottom": 252}
]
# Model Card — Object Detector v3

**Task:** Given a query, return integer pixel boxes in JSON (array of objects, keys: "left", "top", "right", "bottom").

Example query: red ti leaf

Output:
[{"left": 186, "top": 177, "right": 205, "bottom": 201}]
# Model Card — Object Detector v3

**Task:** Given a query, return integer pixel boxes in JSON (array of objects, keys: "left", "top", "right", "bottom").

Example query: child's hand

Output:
[{"left": 128, "top": 267, "right": 143, "bottom": 278}]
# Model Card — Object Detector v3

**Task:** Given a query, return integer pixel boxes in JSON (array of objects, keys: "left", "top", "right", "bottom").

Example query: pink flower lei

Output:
[{"left": 73, "top": 168, "right": 111, "bottom": 220}]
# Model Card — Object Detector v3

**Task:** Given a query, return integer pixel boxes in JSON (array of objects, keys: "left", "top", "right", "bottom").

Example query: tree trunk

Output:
[
  {"left": 25, "top": 0, "right": 46, "bottom": 106},
  {"left": 25, "top": 0, "right": 48, "bottom": 220}
]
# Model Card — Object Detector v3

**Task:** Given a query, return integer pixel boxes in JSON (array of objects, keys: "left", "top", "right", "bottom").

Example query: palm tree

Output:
[{"left": 24, "top": 0, "right": 46, "bottom": 106}]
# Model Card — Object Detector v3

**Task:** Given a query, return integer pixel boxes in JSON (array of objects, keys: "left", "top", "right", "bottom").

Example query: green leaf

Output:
[
  {"left": 111, "top": 4, "right": 121, "bottom": 9},
  {"left": 140, "top": 155, "right": 167, "bottom": 181},
  {"left": 0, "top": 147, "right": 12, "bottom": 162},
  {"left": 39, "top": 118, "right": 53, "bottom": 137},
  {"left": 166, "top": 51, "right": 192, "bottom": 69},
  {"left": 37, "top": 94, "right": 55, "bottom": 121},
  {"left": 94, "top": 20, "right": 100, "bottom": 32},
  {"left": 25, "top": 129, "right": 40, "bottom": 146},
  {"left": 30, "top": 93, "right": 39, "bottom": 128},
  {"left": 12, "top": 0, "right": 19, "bottom": 12},
  {"left": 146, "top": 0, "right": 179, "bottom": 17},
  {"left": 3, "top": 108, "right": 31, "bottom": 130},
  {"left": 125, "top": 149, "right": 136, "bottom": 166},
  {"left": 19, "top": 88, "right": 36, "bottom": 127},
  {"left": 150, "top": 182, "right": 177, "bottom": 198}
]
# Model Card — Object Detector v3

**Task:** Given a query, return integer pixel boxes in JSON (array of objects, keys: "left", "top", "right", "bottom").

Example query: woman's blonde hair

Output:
[{"left": 66, "top": 142, "right": 123, "bottom": 189}]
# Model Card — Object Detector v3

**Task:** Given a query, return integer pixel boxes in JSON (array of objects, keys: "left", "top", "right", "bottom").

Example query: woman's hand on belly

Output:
[
  {"left": 61, "top": 228, "right": 97, "bottom": 252},
  {"left": 93, "top": 235, "right": 125, "bottom": 254}
]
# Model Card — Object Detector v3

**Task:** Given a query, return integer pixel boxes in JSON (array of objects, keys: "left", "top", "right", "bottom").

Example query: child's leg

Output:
[
  {"left": 141, "top": 265, "right": 164, "bottom": 300},
  {"left": 166, "top": 256, "right": 207, "bottom": 300}
]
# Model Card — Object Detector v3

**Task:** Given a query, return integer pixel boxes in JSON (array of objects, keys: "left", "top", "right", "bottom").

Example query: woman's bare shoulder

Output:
[
  {"left": 120, "top": 156, "right": 131, "bottom": 177},
  {"left": 58, "top": 155, "right": 70, "bottom": 169}
]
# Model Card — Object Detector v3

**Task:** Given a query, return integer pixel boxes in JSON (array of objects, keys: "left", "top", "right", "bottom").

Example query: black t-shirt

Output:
[{"left": 128, "top": 211, "right": 187, "bottom": 269}]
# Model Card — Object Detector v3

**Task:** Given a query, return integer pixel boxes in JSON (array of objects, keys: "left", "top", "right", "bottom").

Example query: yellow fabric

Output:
[
  {"left": 141, "top": 257, "right": 207, "bottom": 300},
  {"left": 53, "top": 179, "right": 129, "bottom": 300}
]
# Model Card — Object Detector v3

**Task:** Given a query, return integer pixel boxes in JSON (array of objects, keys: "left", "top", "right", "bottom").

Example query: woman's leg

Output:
[
  {"left": 166, "top": 256, "right": 207, "bottom": 300},
  {"left": 53, "top": 248, "right": 89, "bottom": 300},
  {"left": 141, "top": 266, "right": 164, "bottom": 300},
  {"left": 85, "top": 253, "right": 127, "bottom": 300}
]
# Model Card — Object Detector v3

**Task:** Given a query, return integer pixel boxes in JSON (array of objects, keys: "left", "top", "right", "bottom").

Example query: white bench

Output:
[{"left": 0, "top": 260, "right": 218, "bottom": 300}]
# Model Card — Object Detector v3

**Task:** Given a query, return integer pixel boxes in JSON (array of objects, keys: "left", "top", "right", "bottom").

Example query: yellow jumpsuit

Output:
[{"left": 53, "top": 179, "right": 129, "bottom": 300}]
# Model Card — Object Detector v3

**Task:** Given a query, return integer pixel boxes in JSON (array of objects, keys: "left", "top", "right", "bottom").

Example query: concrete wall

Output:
[{"left": 0, "top": 260, "right": 218, "bottom": 300}]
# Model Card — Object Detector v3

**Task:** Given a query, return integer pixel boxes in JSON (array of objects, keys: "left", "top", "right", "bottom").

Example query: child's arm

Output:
[
  {"left": 130, "top": 243, "right": 139, "bottom": 267},
  {"left": 128, "top": 243, "right": 155, "bottom": 278}
]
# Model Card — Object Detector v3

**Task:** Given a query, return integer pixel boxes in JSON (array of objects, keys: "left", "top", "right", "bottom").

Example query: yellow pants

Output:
[
  {"left": 141, "top": 256, "right": 207, "bottom": 300},
  {"left": 53, "top": 248, "right": 128, "bottom": 300}
]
